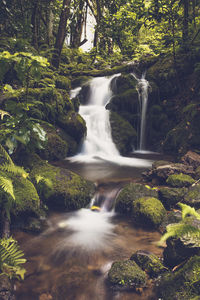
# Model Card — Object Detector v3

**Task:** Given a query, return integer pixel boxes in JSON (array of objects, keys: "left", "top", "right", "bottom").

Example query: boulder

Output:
[
  {"left": 30, "top": 161, "right": 95, "bottom": 211},
  {"left": 183, "top": 184, "right": 200, "bottom": 208},
  {"left": 132, "top": 197, "right": 166, "bottom": 228},
  {"left": 115, "top": 183, "right": 158, "bottom": 214},
  {"left": 0, "top": 275, "right": 15, "bottom": 300},
  {"left": 158, "top": 187, "right": 187, "bottom": 209},
  {"left": 166, "top": 173, "right": 195, "bottom": 188},
  {"left": 107, "top": 260, "right": 147, "bottom": 290},
  {"left": 130, "top": 250, "right": 167, "bottom": 278},
  {"left": 109, "top": 111, "right": 137, "bottom": 155},
  {"left": 107, "top": 89, "right": 139, "bottom": 114},
  {"left": 181, "top": 151, "right": 200, "bottom": 169},
  {"left": 157, "top": 256, "right": 200, "bottom": 299}
]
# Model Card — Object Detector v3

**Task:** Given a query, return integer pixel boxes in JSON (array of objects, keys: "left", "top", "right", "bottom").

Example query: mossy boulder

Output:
[
  {"left": 55, "top": 75, "right": 71, "bottom": 90},
  {"left": 110, "top": 74, "right": 137, "bottom": 94},
  {"left": 115, "top": 183, "right": 158, "bottom": 214},
  {"left": 107, "top": 89, "right": 139, "bottom": 114},
  {"left": 57, "top": 111, "right": 86, "bottom": 143},
  {"left": 30, "top": 161, "right": 95, "bottom": 211},
  {"left": 130, "top": 250, "right": 167, "bottom": 278},
  {"left": 166, "top": 173, "right": 195, "bottom": 187},
  {"left": 157, "top": 256, "right": 200, "bottom": 300},
  {"left": 109, "top": 111, "right": 137, "bottom": 155},
  {"left": 107, "top": 260, "right": 147, "bottom": 290},
  {"left": 132, "top": 197, "right": 166, "bottom": 227},
  {"left": 158, "top": 187, "right": 187, "bottom": 209},
  {"left": 184, "top": 184, "right": 200, "bottom": 208}
]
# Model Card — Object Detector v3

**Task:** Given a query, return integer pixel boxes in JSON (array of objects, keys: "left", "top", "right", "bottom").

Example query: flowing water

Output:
[{"left": 14, "top": 75, "right": 163, "bottom": 300}]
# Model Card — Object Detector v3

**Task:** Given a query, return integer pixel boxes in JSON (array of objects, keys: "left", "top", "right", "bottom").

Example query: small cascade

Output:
[{"left": 132, "top": 72, "right": 150, "bottom": 151}]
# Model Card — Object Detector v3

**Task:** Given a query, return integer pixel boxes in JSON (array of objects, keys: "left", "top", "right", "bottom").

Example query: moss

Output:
[
  {"left": 184, "top": 184, "right": 200, "bottom": 208},
  {"left": 109, "top": 111, "right": 137, "bottom": 155},
  {"left": 30, "top": 161, "right": 95, "bottom": 211},
  {"left": 55, "top": 75, "right": 71, "bottom": 90},
  {"left": 57, "top": 111, "right": 86, "bottom": 143},
  {"left": 158, "top": 256, "right": 200, "bottom": 300},
  {"left": 107, "top": 89, "right": 139, "bottom": 114},
  {"left": 111, "top": 74, "right": 137, "bottom": 94},
  {"left": 158, "top": 187, "right": 187, "bottom": 209},
  {"left": 130, "top": 250, "right": 167, "bottom": 278},
  {"left": 166, "top": 173, "right": 195, "bottom": 187},
  {"left": 132, "top": 197, "right": 166, "bottom": 227},
  {"left": 115, "top": 183, "right": 158, "bottom": 214},
  {"left": 108, "top": 260, "right": 147, "bottom": 290}
]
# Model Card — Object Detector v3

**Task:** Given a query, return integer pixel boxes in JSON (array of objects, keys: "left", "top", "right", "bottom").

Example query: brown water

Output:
[{"left": 14, "top": 156, "right": 163, "bottom": 300}]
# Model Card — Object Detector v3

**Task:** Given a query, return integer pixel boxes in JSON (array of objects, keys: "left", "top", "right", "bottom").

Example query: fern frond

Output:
[
  {"left": 0, "top": 110, "right": 11, "bottom": 120},
  {"left": 0, "top": 144, "right": 14, "bottom": 165},
  {"left": 35, "top": 175, "right": 52, "bottom": 187},
  {"left": 0, "top": 237, "right": 26, "bottom": 279},
  {"left": 0, "top": 176, "right": 15, "bottom": 200},
  {"left": 1, "top": 163, "right": 28, "bottom": 178},
  {"left": 178, "top": 203, "right": 200, "bottom": 220}
]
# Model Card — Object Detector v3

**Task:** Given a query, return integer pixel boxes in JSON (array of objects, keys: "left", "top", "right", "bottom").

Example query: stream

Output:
[{"left": 14, "top": 75, "right": 163, "bottom": 300}]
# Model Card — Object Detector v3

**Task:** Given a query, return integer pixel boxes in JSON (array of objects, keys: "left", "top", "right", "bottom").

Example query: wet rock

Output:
[
  {"left": 110, "top": 74, "right": 137, "bottom": 94},
  {"left": 163, "top": 237, "right": 200, "bottom": 268},
  {"left": 183, "top": 184, "right": 200, "bottom": 208},
  {"left": 130, "top": 250, "right": 167, "bottom": 278},
  {"left": 158, "top": 187, "right": 187, "bottom": 209},
  {"left": 143, "top": 162, "right": 195, "bottom": 184},
  {"left": 166, "top": 173, "right": 195, "bottom": 188},
  {"left": 107, "top": 260, "right": 147, "bottom": 290},
  {"left": 157, "top": 255, "right": 200, "bottom": 299},
  {"left": 109, "top": 111, "right": 137, "bottom": 155},
  {"left": 0, "top": 275, "right": 15, "bottom": 300},
  {"left": 115, "top": 183, "right": 158, "bottom": 215},
  {"left": 132, "top": 197, "right": 166, "bottom": 228},
  {"left": 181, "top": 151, "right": 200, "bottom": 169},
  {"left": 30, "top": 160, "right": 95, "bottom": 211}
]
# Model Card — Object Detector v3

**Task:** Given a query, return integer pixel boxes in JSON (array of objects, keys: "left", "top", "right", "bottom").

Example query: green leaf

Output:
[{"left": 0, "top": 176, "right": 15, "bottom": 200}]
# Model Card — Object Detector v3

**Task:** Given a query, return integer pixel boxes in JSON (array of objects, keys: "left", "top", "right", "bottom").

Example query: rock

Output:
[
  {"left": 143, "top": 162, "right": 195, "bottom": 184},
  {"left": 107, "top": 89, "right": 139, "bottom": 114},
  {"left": 158, "top": 187, "right": 187, "bottom": 209},
  {"left": 183, "top": 184, "right": 200, "bottom": 208},
  {"left": 130, "top": 250, "right": 167, "bottom": 278},
  {"left": 132, "top": 197, "right": 166, "bottom": 228},
  {"left": 107, "top": 260, "right": 147, "bottom": 290},
  {"left": 115, "top": 183, "right": 158, "bottom": 214},
  {"left": 110, "top": 73, "right": 137, "bottom": 94},
  {"left": 166, "top": 173, "right": 195, "bottom": 187},
  {"left": 30, "top": 161, "right": 95, "bottom": 211},
  {"left": 163, "top": 237, "right": 200, "bottom": 268},
  {"left": 157, "top": 256, "right": 200, "bottom": 299},
  {"left": 109, "top": 111, "right": 137, "bottom": 155},
  {"left": 0, "top": 275, "right": 15, "bottom": 300},
  {"left": 181, "top": 151, "right": 200, "bottom": 169}
]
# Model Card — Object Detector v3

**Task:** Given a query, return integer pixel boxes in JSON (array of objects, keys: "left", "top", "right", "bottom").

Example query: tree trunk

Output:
[
  {"left": 31, "top": 0, "right": 40, "bottom": 49},
  {"left": 0, "top": 210, "right": 10, "bottom": 239},
  {"left": 52, "top": 0, "right": 71, "bottom": 68},
  {"left": 46, "top": 1, "right": 54, "bottom": 45},
  {"left": 71, "top": 0, "right": 85, "bottom": 48},
  {"left": 182, "top": 0, "right": 189, "bottom": 46}
]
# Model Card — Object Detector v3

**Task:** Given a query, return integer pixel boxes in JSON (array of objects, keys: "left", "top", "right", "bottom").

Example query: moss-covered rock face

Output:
[
  {"left": 166, "top": 173, "right": 195, "bottom": 187},
  {"left": 157, "top": 256, "right": 200, "bottom": 300},
  {"left": 57, "top": 111, "right": 86, "bottom": 143},
  {"left": 130, "top": 250, "right": 167, "bottom": 278},
  {"left": 115, "top": 183, "right": 158, "bottom": 214},
  {"left": 108, "top": 260, "right": 147, "bottom": 290},
  {"left": 109, "top": 111, "right": 137, "bottom": 155},
  {"left": 55, "top": 75, "right": 71, "bottom": 90},
  {"left": 111, "top": 74, "right": 137, "bottom": 94},
  {"left": 132, "top": 197, "right": 166, "bottom": 227},
  {"left": 184, "top": 184, "right": 200, "bottom": 208},
  {"left": 30, "top": 161, "right": 95, "bottom": 211},
  {"left": 158, "top": 187, "right": 187, "bottom": 209},
  {"left": 107, "top": 89, "right": 139, "bottom": 114}
]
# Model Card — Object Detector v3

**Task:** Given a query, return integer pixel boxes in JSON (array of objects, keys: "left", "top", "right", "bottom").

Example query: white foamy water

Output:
[
  {"left": 69, "top": 75, "right": 152, "bottom": 168},
  {"left": 58, "top": 209, "right": 115, "bottom": 251}
]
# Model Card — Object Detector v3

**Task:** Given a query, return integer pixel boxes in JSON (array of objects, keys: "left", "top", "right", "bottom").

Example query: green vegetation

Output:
[{"left": 166, "top": 173, "right": 195, "bottom": 187}]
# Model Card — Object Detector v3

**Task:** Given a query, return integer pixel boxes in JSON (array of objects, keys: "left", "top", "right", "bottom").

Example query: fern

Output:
[
  {"left": 1, "top": 163, "right": 28, "bottom": 178},
  {"left": 0, "top": 176, "right": 15, "bottom": 200},
  {"left": 158, "top": 203, "right": 200, "bottom": 247},
  {"left": 0, "top": 144, "right": 13, "bottom": 165},
  {"left": 0, "top": 237, "right": 26, "bottom": 279},
  {"left": 35, "top": 175, "right": 52, "bottom": 187}
]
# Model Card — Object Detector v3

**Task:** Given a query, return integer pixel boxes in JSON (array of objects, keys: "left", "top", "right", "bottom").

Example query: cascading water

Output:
[{"left": 70, "top": 75, "right": 152, "bottom": 168}]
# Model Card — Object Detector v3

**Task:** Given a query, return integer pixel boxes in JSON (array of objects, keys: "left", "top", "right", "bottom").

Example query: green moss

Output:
[
  {"left": 166, "top": 173, "right": 195, "bottom": 187},
  {"left": 115, "top": 183, "right": 158, "bottom": 215},
  {"left": 108, "top": 89, "right": 139, "bottom": 114},
  {"left": 108, "top": 260, "right": 147, "bottom": 289},
  {"left": 158, "top": 256, "right": 200, "bottom": 300},
  {"left": 130, "top": 250, "right": 167, "bottom": 278},
  {"left": 30, "top": 161, "right": 95, "bottom": 211},
  {"left": 184, "top": 184, "right": 200, "bottom": 208},
  {"left": 57, "top": 111, "right": 86, "bottom": 143},
  {"left": 158, "top": 187, "right": 187, "bottom": 209},
  {"left": 55, "top": 75, "right": 71, "bottom": 90},
  {"left": 113, "top": 74, "right": 137, "bottom": 94},
  {"left": 109, "top": 111, "right": 137, "bottom": 155},
  {"left": 132, "top": 197, "right": 166, "bottom": 227}
]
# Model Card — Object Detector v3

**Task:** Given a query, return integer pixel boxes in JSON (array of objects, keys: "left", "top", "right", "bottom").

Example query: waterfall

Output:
[{"left": 69, "top": 75, "right": 152, "bottom": 168}]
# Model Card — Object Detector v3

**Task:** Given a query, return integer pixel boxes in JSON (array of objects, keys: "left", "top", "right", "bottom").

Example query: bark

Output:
[
  {"left": 31, "top": 0, "right": 40, "bottom": 49},
  {"left": 182, "top": 0, "right": 189, "bottom": 45},
  {"left": 46, "top": 1, "right": 54, "bottom": 45},
  {"left": 71, "top": 0, "right": 85, "bottom": 48},
  {"left": 0, "top": 210, "right": 10, "bottom": 239},
  {"left": 52, "top": 0, "right": 71, "bottom": 68}
]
